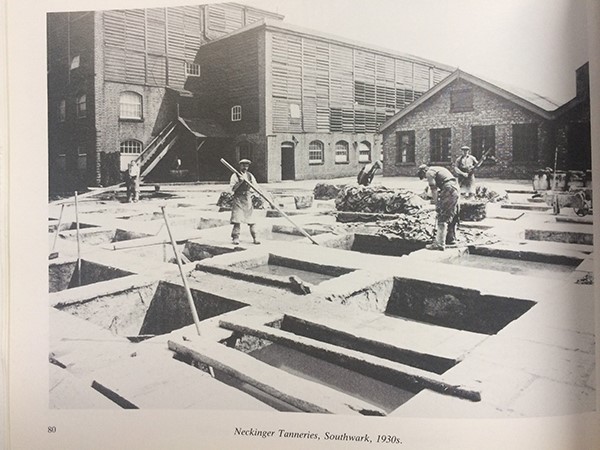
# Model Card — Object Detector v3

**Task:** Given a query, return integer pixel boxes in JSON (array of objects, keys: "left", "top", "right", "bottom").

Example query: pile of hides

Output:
[
  {"left": 459, "top": 201, "right": 487, "bottom": 222},
  {"left": 376, "top": 209, "right": 499, "bottom": 246},
  {"left": 314, "top": 183, "right": 346, "bottom": 200},
  {"left": 335, "top": 185, "right": 428, "bottom": 215},
  {"left": 217, "top": 191, "right": 267, "bottom": 210},
  {"left": 472, "top": 185, "right": 508, "bottom": 203}
]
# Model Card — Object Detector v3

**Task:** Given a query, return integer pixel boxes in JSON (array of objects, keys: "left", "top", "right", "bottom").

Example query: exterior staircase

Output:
[{"left": 134, "top": 120, "right": 180, "bottom": 178}]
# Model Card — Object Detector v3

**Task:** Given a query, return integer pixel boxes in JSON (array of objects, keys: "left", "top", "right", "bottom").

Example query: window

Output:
[
  {"left": 76, "top": 94, "right": 86, "bottom": 118},
  {"left": 120, "top": 140, "right": 143, "bottom": 171},
  {"left": 184, "top": 61, "right": 201, "bottom": 77},
  {"left": 308, "top": 140, "right": 324, "bottom": 164},
  {"left": 231, "top": 105, "right": 242, "bottom": 122},
  {"left": 77, "top": 145, "right": 87, "bottom": 171},
  {"left": 70, "top": 55, "right": 80, "bottom": 70},
  {"left": 512, "top": 123, "right": 538, "bottom": 162},
  {"left": 120, "top": 140, "right": 143, "bottom": 154},
  {"left": 119, "top": 92, "right": 143, "bottom": 120},
  {"left": 397, "top": 131, "right": 415, "bottom": 163},
  {"left": 358, "top": 141, "right": 371, "bottom": 163},
  {"left": 56, "top": 153, "right": 67, "bottom": 171},
  {"left": 430, "top": 128, "right": 452, "bottom": 162},
  {"left": 335, "top": 141, "right": 349, "bottom": 163},
  {"left": 236, "top": 142, "right": 252, "bottom": 161},
  {"left": 450, "top": 86, "right": 473, "bottom": 112},
  {"left": 289, "top": 104, "right": 301, "bottom": 119},
  {"left": 471, "top": 125, "right": 495, "bottom": 159},
  {"left": 58, "top": 99, "right": 66, "bottom": 122}
]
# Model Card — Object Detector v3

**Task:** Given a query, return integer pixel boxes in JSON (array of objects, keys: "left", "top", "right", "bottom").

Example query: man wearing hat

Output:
[
  {"left": 417, "top": 164, "right": 460, "bottom": 250},
  {"left": 454, "top": 146, "right": 479, "bottom": 196},
  {"left": 229, "top": 159, "right": 260, "bottom": 245}
]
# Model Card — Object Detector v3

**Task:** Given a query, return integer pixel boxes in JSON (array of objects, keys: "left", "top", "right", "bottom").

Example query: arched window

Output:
[
  {"left": 236, "top": 141, "right": 252, "bottom": 161},
  {"left": 76, "top": 94, "right": 87, "bottom": 118},
  {"left": 335, "top": 141, "right": 349, "bottom": 163},
  {"left": 231, "top": 105, "right": 242, "bottom": 121},
  {"left": 119, "top": 92, "right": 143, "bottom": 120},
  {"left": 119, "top": 140, "right": 143, "bottom": 171},
  {"left": 358, "top": 141, "right": 371, "bottom": 163},
  {"left": 308, "top": 140, "right": 324, "bottom": 164}
]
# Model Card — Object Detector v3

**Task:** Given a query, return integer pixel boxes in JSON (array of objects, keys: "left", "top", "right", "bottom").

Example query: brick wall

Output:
[{"left": 382, "top": 79, "right": 554, "bottom": 179}]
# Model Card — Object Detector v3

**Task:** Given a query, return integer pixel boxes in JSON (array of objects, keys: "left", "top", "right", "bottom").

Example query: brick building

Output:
[
  {"left": 379, "top": 64, "right": 591, "bottom": 179},
  {"left": 47, "top": 2, "right": 454, "bottom": 192}
]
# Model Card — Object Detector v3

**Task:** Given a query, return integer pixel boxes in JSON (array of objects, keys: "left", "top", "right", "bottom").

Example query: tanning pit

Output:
[
  {"left": 59, "top": 228, "right": 153, "bottom": 246},
  {"left": 53, "top": 281, "right": 247, "bottom": 339},
  {"left": 384, "top": 277, "right": 536, "bottom": 335},
  {"left": 49, "top": 259, "right": 134, "bottom": 293},
  {"left": 321, "top": 232, "right": 426, "bottom": 256}
]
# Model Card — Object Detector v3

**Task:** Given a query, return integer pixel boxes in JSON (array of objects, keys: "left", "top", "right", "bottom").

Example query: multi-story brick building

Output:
[
  {"left": 47, "top": 2, "right": 454, "bottom": 192},
  {"left": 379, "top": 64, "right": 591, "bottom": 179}
]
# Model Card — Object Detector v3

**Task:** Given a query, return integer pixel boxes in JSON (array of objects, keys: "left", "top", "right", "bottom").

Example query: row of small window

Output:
[
  {"left": 396, "top": 124, "right": 539, "bottom": 164},
  {"left": 68, "top": 54, "right": 201, "bottom": 77},
  {"left": 308, "top": 140, "right": 372, "bottom": 164},
  {"left": 57, "top": 91, "right": 144, "bottom": 122}
]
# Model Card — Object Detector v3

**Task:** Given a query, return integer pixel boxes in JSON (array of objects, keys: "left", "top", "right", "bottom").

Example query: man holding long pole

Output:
[{"left": 229, "top": 159, "right": 260, "bottom": 245}]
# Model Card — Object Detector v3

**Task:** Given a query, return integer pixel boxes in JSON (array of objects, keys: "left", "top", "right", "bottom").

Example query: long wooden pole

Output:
[
  {"left": 50, "top": 203, "right": 65, "bottom": 256},
  {"left": 74, "top": 191, "right": 81, "bottom": 287},
  {"left": 220, "top": 158, "right": 319, "bottom": 245},
  {"left": 161, "top": 206, "right": 202, "bottom": 336}
]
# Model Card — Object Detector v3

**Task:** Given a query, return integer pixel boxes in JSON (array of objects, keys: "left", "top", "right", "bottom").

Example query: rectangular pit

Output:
[
  {"left": 320, "top": 232, "right": 426, "bottom": 256},
  {"left": 385, "top": 278, "right": 536, "bottom": 335},
  {"left": 49, "top": 260, "right": 134, "bottom": 293},
  {"left": 59, "top": 228, "right": 153, "bottom": 246},
  {"left": 54, "top": 281, "right": 247, "bottom": 337}
]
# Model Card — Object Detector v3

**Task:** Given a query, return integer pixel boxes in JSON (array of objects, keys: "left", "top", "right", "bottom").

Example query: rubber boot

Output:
[
  {"left": 231, "top": 223, "right": 240, "bottom": 245},
  {"left": 446, "top": 219, "right": 457, "bottom": 246},
  {"left": 427, "top": 222, "right": 446, "bottom": 250},
  {"left": 249, "top": 224, "right": 260, "bottom": 245}
]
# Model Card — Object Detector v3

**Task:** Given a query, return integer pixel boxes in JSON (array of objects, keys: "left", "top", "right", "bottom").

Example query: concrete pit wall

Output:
[
  {"left": 139, "top": 282, "right": 248, "bottom": 335},
  {"left": 386, "top": 278, "right": 536, "bottom": 334},
  {"left": 49, "top": 260, "right": 134, "bottom": 293}
]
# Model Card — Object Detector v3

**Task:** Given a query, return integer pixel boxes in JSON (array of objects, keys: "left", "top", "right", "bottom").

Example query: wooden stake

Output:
[
  {"left": 49, "top": 203, "right": 65, "bottom": 259},
  {"left": 75, "top": 191, "right": 81, "bottom": 287},
  {"left": 220, "top": 158, "right": 320, "bottom": 245},
  {"left": 161, "top": 206, "right": 202, "bottom": 336}
]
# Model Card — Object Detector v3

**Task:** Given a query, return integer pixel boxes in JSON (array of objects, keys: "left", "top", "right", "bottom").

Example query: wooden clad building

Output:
[{"left": 47, "top": 3, "right": 454, "bottom": 191}]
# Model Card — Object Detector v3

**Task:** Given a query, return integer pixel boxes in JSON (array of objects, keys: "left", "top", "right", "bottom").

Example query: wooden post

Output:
[
  {"left": 74, "top": 191, "right": 81, "bottom": 287},
  {"left": 50, "top": 204, "right": 65, "bottom": 258},
  {"left": 161, "top": 206, "right": 202, "bottom": 336},
  {"left": 220, "top": 158, "right": 320, "bottom": 245}
]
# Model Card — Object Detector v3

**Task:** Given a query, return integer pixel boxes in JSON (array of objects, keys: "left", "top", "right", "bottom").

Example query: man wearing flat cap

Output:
[
  {"left": 417, "top": 164, "right": 460, "bottom": 251},
  {"left": 454, "top": 146, "right": 479, "bottom": 196},
  {"left": 229, "top": 159, "right": 260, "bottom": 245}
]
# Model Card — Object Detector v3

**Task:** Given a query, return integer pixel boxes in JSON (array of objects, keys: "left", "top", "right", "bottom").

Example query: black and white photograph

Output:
[{"left": 4, "top": 0, "right": 600, "bottom": 448}]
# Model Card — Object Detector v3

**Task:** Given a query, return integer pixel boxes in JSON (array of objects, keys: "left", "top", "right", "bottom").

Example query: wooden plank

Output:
[
  {"left": 219, "top": 320, "right": 481, "bottom": 403},
  {"left": 168, "top": 336, "right": 386, "bottom": 415}
]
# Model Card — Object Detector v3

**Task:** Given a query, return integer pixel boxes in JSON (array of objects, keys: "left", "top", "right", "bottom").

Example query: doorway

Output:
[{"left": 281, "top": 142, "right": 295, "bottom": 180}]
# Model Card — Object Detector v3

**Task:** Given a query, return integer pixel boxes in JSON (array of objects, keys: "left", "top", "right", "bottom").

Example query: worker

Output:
[
  {"left": 126, "top": 160, "right": 140, "bottom": 203},
  {"left": 230, "top": 159, "right": 260, "bottom": 245},
  {"left": 417, "top": 164, "right": 460, "bottom": 250},
  {"left": 454, "top": 146, "right": 479, "bottom": 196},
  {"left": 357, "top": 160, "right": 381, "bottom": 186}
]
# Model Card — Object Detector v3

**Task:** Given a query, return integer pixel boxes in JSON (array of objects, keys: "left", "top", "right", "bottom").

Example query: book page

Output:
[{"left": 6, "top": 0, "right": 600, "bottom": 448}]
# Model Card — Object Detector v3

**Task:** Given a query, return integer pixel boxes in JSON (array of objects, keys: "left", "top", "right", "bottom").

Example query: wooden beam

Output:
[
  {"left": 219, "top": 320, "right": 481, "bottom": 402},
  {"left": 168, "top": 336, "right": 386, "bottom": 415}
]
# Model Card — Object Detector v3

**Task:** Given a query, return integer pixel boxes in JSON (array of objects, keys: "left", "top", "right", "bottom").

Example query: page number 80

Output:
[{"left": 48, "top": 426, "right": 57, "bottom": 433}]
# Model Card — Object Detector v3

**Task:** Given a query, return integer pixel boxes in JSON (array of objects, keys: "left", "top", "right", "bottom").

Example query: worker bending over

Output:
[
  {"left": 417, "top": 164, "right": 460, "bottom": 251},
  {"left": 357, "top": 160, "right": 381, "bottom": 186}
]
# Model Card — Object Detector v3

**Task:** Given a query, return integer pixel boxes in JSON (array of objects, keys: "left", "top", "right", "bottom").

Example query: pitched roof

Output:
[
  {"left": 178, "top": 117, "right": 229, "bottom": 138},
  {"left": 379, "top": 69, "right": 558, "bottom": 132}
]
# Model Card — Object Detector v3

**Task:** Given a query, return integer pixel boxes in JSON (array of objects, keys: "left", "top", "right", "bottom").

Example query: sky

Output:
[{"left": 242, "top": 0, "right": 590, "bottom": 105}]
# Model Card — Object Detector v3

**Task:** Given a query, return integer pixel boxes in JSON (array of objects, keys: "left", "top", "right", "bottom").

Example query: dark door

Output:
[
  {"left": 281, "top": 142, "right": 295, "bottom": 180},
  {"left": 567, "top": 123, "right": 591, "bottom": 170}
]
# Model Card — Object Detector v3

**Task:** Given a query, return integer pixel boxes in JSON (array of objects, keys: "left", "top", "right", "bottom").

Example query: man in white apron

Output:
[{"left": 230, "top": 159, "right": 260, "bottom": 245}]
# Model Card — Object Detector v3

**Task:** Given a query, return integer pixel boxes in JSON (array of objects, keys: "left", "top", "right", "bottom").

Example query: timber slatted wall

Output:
[
  {"left": 102, "top": 6, "right": 203, "bottom": 90},
  {"left": 269, "top": 30, "right": 452, "bottom": 134}
]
